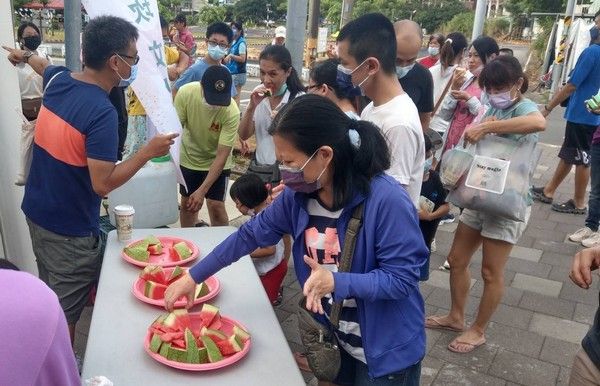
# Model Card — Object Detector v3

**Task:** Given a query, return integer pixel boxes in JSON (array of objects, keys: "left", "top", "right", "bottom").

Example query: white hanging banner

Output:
[{"left": 81, "top": 0, "right": 185, "bottom": 187}]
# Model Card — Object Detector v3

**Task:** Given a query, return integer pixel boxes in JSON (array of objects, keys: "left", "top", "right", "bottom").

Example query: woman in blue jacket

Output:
[{"left": 165, "top": 94, "right": 428, "bottom": 385}]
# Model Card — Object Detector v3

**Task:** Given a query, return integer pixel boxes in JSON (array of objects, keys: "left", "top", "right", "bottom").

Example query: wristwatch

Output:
[{"left": 23, "top": 50, "right": 35, "bottom": 63}]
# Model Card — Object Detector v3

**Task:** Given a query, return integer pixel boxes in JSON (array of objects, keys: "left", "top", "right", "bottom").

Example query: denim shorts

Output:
[
  {"left": 232, "top": 73, "right": 247, "bottom": 88},
  {"left": 459, "top": 206, "right": 531, "bottom": 245}
]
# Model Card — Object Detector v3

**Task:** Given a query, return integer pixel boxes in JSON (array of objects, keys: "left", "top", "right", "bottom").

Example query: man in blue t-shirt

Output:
[
  {"left": 534, "top": 31, "right": 600, "bottom": 214},
  {"left": 4, "top": 16, "right": 177, "bottom": 344}
]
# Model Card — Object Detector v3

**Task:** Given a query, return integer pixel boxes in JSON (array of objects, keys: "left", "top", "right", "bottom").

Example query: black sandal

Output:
[
  {"left": 551, "top": 199, "right": 587, "bottom": 215},
  {"left": 531, "top": 186, "right": 553, "bottom": 204}
]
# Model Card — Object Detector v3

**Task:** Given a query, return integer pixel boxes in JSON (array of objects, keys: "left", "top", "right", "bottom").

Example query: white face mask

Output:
[{"left": 428, "top": 46, "right": 439, "bottom": 56}]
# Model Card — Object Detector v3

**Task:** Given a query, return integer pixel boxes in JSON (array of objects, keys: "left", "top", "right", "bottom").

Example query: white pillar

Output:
[
  {"left": 286, "top": 0, "right": 308, "bottom": 73},
  {"left": 0, "top": 4, "right": 37, "bottom": 273},
  {"left": 473, "top": 0, "right": 488, "bottom": 41}
]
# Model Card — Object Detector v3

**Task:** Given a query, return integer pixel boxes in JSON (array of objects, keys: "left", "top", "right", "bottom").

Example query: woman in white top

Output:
[
  {"left": 239, "top": 45, "right": 305, "bottom": 185},
  {"left": 307, "top": 58, "right": 360, "bottom": 120},
  {"left": 16, "top": 22, "right": 51, "bottom": 121}
]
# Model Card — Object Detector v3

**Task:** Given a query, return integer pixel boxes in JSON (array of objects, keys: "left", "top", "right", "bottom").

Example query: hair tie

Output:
[
  {"left": 445, "top": 38, "right": 453, "bottom": 44},
  {"left": 347, "top": 122, "right": 361, "bottom": 149}
]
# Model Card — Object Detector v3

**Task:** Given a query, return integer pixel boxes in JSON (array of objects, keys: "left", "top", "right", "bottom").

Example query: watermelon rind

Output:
[
  {"left": 200, "top": 336, "right": 223, "bottom": 363},
  {"left": 184, "top": 328, "right": 200, "bottom": 364},
  {"left": 159, "top": 342, "right": 172, "bottom": 358},
  {"left": 145, "top": 235, "right": 161, "bottom": 246},
  {"left": 150, "top": 333, "right": 163, "bottom": 353},
  {"left": 124, "top": 246, "right": 150, "bottom": 262},
  {"left": 197, "top": 347, "right": 208, "bottom": 364},
  {"left": 168, "top": 266, "right": 184, "bottom": 283},
  {"left": 167, "top": 346, "right": 187, "bottom": 362},
  {"left": 194, "top": 282, "right": 210, "bottom": 299},
  {"left": 173, "top": 241, "right": 192, "bottom": 259},
  {"left": 233, "top": 325, "right": 251, "bottom": 343}
]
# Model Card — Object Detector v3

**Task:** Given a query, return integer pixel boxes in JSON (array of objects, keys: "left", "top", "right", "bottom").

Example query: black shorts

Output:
[
  {"left": 179, "top": 166, "right": 231, "bottom": 201},
  {"left": 558, "top": 121, "right": 597, "bottom": 166}
]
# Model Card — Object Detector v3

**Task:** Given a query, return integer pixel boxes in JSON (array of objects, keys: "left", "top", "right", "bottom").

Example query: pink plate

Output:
[
  {"left": 144, "top": 315, "right": 251, "bottom": 371},
  {"left": 122, "top": 236, "right": 199, "bottom": 268},
  {"left": 132, "top": 271, "right": 220, "bottom": 308}
]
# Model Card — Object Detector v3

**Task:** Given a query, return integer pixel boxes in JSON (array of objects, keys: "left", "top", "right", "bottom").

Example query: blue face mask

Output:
[
  {"left": 336, "top": 59, "right": 370, "bottom": 98},
  {"left": 116, "top": 54, "right": 138, "bottom": 87},
  {"left": 396, "top": 63, "right": 415, "bottom": 79},
  {"left": 208, "top": 44, "right": 227, "bottom": 61}
]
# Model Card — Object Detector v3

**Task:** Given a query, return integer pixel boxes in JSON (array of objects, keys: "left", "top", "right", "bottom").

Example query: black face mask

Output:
[{"left": 23, "top": 35, "right": 41, "bottom": 51}]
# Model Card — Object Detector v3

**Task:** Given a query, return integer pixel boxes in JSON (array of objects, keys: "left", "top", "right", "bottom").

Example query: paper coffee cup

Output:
[{"left": 114, "top": 205, "right": 135, "bottom": 242}]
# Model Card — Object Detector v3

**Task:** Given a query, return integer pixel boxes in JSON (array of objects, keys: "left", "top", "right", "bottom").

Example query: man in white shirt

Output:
[{"left": 336, "top": 13, "right": 424, "bottom": 207}]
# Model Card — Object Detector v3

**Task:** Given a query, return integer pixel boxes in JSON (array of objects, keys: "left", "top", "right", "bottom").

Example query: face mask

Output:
[
  {"left": 336, "top": 59, "right": 370, "bottom": 98},
  {"left": 208, "top": 44, "right": 227, "bottom": 61},
  {"left": 486, "top": 86, "right": 517, "bottom": 110},
  {"left": 396, "top": 63, "right": 415, "bottom": 79},
  {"left": 232, "top": 28, "right": 238, "bottom": 35},
  {"left": 116, "top": 55, "right": 138, "bottom": 87},
  {"left": 471, "top": 65, "right": 484, "bottom": 77},
  {"left": 424, "top": 157, "right": 433, "bottom": 172},
  {"left": 428, "top": 46, "right": 439, "bottom": 56},
  {"left": 23, "top": 35, "right": 41, "bottom": 51},
  {"left": 279, "top": 149, "right": 326, "bottom": 193},
  {"left": 246, "top": 209, "right": 256, "bottom": 217},
  {"left": 273, "top": 83, "right": 288, "bottom": 97}
]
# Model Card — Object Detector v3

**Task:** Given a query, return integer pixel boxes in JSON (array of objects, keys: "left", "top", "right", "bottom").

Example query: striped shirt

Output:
[{"left": 304, "top": 198, "right": 365, "bottom": 363}]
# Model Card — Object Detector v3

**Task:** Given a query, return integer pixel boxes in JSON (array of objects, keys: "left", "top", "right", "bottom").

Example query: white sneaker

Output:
[
  {"left": 439, "top": 260, "right": 450, "bottom": 271},
  {"left": 430, "top": 239, "right": 437, "bottom": 252},
  {"left": 569, "top": 227, "right": 595, "bottom": 243},
  {"left": 582, "top": 232, "right": 600, "bottom": 248}
]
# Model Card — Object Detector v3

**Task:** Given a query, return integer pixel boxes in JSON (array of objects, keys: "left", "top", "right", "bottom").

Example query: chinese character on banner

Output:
[
  {"left": 128, "top": 0, "right": 153, "bottom": 24},
  {"left": 148, "top": 40, "right": 166, "bottom": 67}
]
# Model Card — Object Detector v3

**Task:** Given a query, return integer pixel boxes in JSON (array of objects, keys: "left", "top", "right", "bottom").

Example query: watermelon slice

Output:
[
  {"left": 194, "top": 282, "right": 210, "bottom": 299},
  {"left": 140, "top": 266, "right": 166, "bottom": 284},
  {"left": 184, "top": 328, "right": 200, "bottom": 364},
  {"left": 124, "top": 246, "right": 150, "bottom": 262},
  {"left": 159, "top": 342, "right": 172, "bottom": 358},
  {"left": 151, "top": 314, "right": 167, "bottom": 327},
  {"left": 200, "top": 336, "right": 223, "bottom": 363},
  {"left": 233, "top": 325, "right": 251, "bottom": 344},
  {"left": 149, "top": 333, "right": 163, "bottom": 353},
  {"left": 167, "top": 266, "right": 185, "bottom": 283},
  {"left": 144, "top": 281, "right": 167, "bottom": 300},
  {"left": 148, "top": 244, "right": 163, "bottom": 255},
  {"left": 171, "top": 338, "right": 186, "bottom": 349},
  {"left": 200, "top": 327, "right": 227, "bottom": 342},
  {"left": 159, "top": 331, "right": 184, "bottom": 343},
  {"left": 198, "top": 347, "right": 208, "bottom": 364},
  {"left": 130, "top": 240, "right": 150, "bottom": 249},
  {"left": 169, "top": 247, "right": 181, "bottom": 262},
  {"left": 173, "top": 241, "right": 192, "bottom": 260},
  {"left": 208, "top": 317, "right": 222, "bottom": 330},
  {"left": 167, "top": 346, "right": 187, "bottom": 362},
  {"left": 145, "top": 235, "right": 161, "bottom": 246},
  {"left": 163, "top": 309, "right": 191, "bottom": 330},
  {"left": 199, "top": 303, "right": 220, "bottom": 326},
  {"left": 216, "top": 335, "right": 243, "bottom": 356}
]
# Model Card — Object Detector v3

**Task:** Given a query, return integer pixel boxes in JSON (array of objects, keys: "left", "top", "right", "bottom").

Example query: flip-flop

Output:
[
  {"left": 425, "top": 316, "right": 464, "bottom": 332},
  {"left": 447, "top": 337, "right": 486, "bottom": 353},
  {"left": 293, "top": 352, "right": 312, "bottom": 373}
]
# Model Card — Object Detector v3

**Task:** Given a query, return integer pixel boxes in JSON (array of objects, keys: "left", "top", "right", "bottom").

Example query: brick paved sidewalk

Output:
[{"left": 273, "top": 142, "right": 597, "bottom": 386}]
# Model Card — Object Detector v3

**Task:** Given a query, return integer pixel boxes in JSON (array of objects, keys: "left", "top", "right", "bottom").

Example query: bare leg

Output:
[
  {"left": 448, "top": 237, "right": 512, "bottom": 352},
  {"left": 179, "top": 196, "right": 200, "bottom": 227},
  {"left": 206, "top": 199, "right": 229, "bottom": 226},
  {"left": 426, "top": 222, "right": 483, "bottom": 330},
  {"left": 544, "top": 159, "right": 573, "bottom": 198},
  {"left": 233, "top": 85, "right": 242, "bottom": 106},
  {"left": 574, "top": 165, "right": 591, "bottom": 209}
]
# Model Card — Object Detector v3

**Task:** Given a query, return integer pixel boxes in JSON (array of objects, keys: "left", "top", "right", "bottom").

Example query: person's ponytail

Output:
[
  {"left": 350, "top": 120, "right": 390, "bottom": 179},
  {"left": 439, "top": 38, "right": 455, "bottom": 69},
  {"left": 286, "top": 67, "right": 306, "bottom": 100}
]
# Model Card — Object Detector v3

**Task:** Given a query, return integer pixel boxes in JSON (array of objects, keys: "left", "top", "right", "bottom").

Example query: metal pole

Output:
[
  {"left": 64, "top": 0, "right": 82, "bottom": 71},
  {"left": 286, "top": 0, "right": 308, "bottom": 73},
  {"left": 304, "top": 0, "right": 320, "bottom": 68},
  {"left": 472, "top": 0, "right": 488, "bottom": 42},
  {"left": 340, "top": 0, "right": 355, "bottom": 30},
  {"left": 550, "top": 0, "right": 576, "bottom": 96}
]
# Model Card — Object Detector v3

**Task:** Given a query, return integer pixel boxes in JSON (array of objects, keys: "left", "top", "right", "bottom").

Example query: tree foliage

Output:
[
  {"left": 199, "top": 5, "right": 228, "bottom": 24},
  {"left": 232, "top": 0, "right": 287, "bottom": 24}
]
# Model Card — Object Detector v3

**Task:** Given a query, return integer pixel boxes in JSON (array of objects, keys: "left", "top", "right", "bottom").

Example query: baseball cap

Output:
[
  {"left": 201, "top": 66, "right": 232, "bottom": 107},
  {"left": 275, "top": 26, "right": 286, "bottom": 38}
]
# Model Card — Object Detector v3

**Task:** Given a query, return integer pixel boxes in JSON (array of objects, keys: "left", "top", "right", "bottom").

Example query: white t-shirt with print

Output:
[{"left": 361, "top": 93, "right": 424, "bottom": 207}]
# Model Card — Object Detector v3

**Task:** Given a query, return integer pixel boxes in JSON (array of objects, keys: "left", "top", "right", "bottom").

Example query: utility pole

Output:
[
  {"left": 64, "top": 0, "right": 82, "bottom": 71},
  {"left": 304, "top": 0, "right": 320, "bottom": 68},
  {"left": 340, "top": 0, "right": 355, "bottom": 29},
  {"left": 550, "top": 0, "right": 577, "bottom": 96},
  {"left": 471, "top": 0, "right": 488, "bottom": 42},
  {"left": 286, "top": 0, "right": 308, "bottom": 73}
]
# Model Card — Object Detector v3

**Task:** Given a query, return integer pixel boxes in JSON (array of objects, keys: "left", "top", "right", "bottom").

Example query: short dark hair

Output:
[
  {"left": 471, "top": 36, "right": 499, "bottom": 65},
  {"left": 428, "top": 33, "right": 445, "bottom": 47},
  {"left": 336, "top": 13, "right": 397, "bottom": 75},
  {"left": 229, "top": 174, "right": 269, "bottom": 209},
  {"left": 231, "top": 21, "right": 244, "bottom": 37},
  {"left": 174, "top": 13, "right": 187, "bottom": 26},
  {"left": 269, "top": 94, "right": 390, "bottom": 209},
  {"left": 498, "top": 47, "right": 514, "bottom": 56},
  {"left": 479, "top": 55, "right": 529, "bottom": 94},
  {"left": 439, "top": 32, "right": 468, "bottom": 68},
  {"left": 207, "top": 22, "right": 233, "bottom": 44},
  {"left": 310, "top": 58, "right": 354, "bottom": 101},
  {"left": 259, "top": 45, "right": 306, "bottom": 99},
  {"left": 82, "top": 16, "right": 138, "bottom": 71},
  {"left": 17, "top": 21, "right": 41, "bottom": 40}
]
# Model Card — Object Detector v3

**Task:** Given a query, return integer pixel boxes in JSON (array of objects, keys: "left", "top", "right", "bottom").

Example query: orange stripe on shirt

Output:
[{"left": 34, "top": 105, "right": 87, "bottom": 167}]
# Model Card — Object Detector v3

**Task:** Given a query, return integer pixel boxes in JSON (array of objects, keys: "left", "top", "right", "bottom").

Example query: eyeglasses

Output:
[
  {"left": 116, "top": 52, "right": 140, "bottom": 65},
  {"left": 207, "top": 41, "right": 229, "bottom": 50}
]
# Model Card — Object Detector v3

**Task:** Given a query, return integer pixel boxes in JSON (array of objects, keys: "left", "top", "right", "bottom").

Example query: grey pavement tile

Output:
[
  {"left": 420, "top": 356, "right": 445, "bottom": 386},
  {"left": 505, "top": 258, "right": 552, "bottom": 279},
  {"left": 425, "top": 303, "right": 439, "bottom": 317},
  {"left": 431, "top": 363, "right": 506, "bottom": 386},
  {"left": 489, "top": 303, "right": 534, "bottom": 330},
  {"left": 573, "top": 302, "right": 596, "bottom": 325},
  {"left": 534, "top": 240, "right": 581, "bottom": 256},
  {"left": 556, "top": 222, "right": 587, "bottom": 236},
  {"left": 509, "top": 245, "right": 543, "bottom": 262},
  {"left": 540, "top": 251, "right": 577, "bottom": 269},
  {"left": 529, "top": 313, "right": 589, "bottom": 344},
  {"left": 558, "top": 366, "right": 571, "bottom": 386},
  {"left": 470, "top": 280, "right": 523, "bottom": 307},
  {"left": 511, "top": 273, "right": 562, "bottom": 297},
  {"left": 547, "top": 265, "right": 572, "bottom": 283},
  {"left": 426, "top": 270, "right": 476, "bottom": 291},
  {"left": 488, "top": 348, "right": 560, "bottom": 385},
  {"left": 527, "top": 219, "right": 558, "bottom": 231},
  {"left": 547, "top": 212, "right": 589, "bottom": 226},
  {"left": 523, "top": 227, "right": 568, "bottom": 243},
  {"left": 559, "top": 282, "right": 600, "bottom": 306},
  {"left": 519, "top": 292, "right": 575, "bottom": 320},
  {"left": 283, "top": 267, "right": 297, "bottom": 287},
  {"left": 539, "top": 337, "right": 581, "bottom": 368},
  {"left": 515, "top": 235, "right": 536, "bottom": 248},
  {"left": 277, "top": 289, "right": 303, "bottom": 315},
  {"left": 424, "top": 287, "right": 479, "bottom": 317},
  {"left": 485, "top": 321, "right": 544, "bottom": 357},
  {"left": 420, "top": 282, "right": 436, "bottom": 299},
  {"left": 426, "top": 328, "right": 443, "bottom": 354},
  {"left": 530, "top": 207, "right": 550, "bottom": 220},
  {"left": 428, "top": 339, "right": 498, "bottom": 373}
]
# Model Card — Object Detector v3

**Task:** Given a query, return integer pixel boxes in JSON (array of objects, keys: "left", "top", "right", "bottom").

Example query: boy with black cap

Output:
[{"left": 175, "top": 65, "right": 240, "bottom": 227}]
